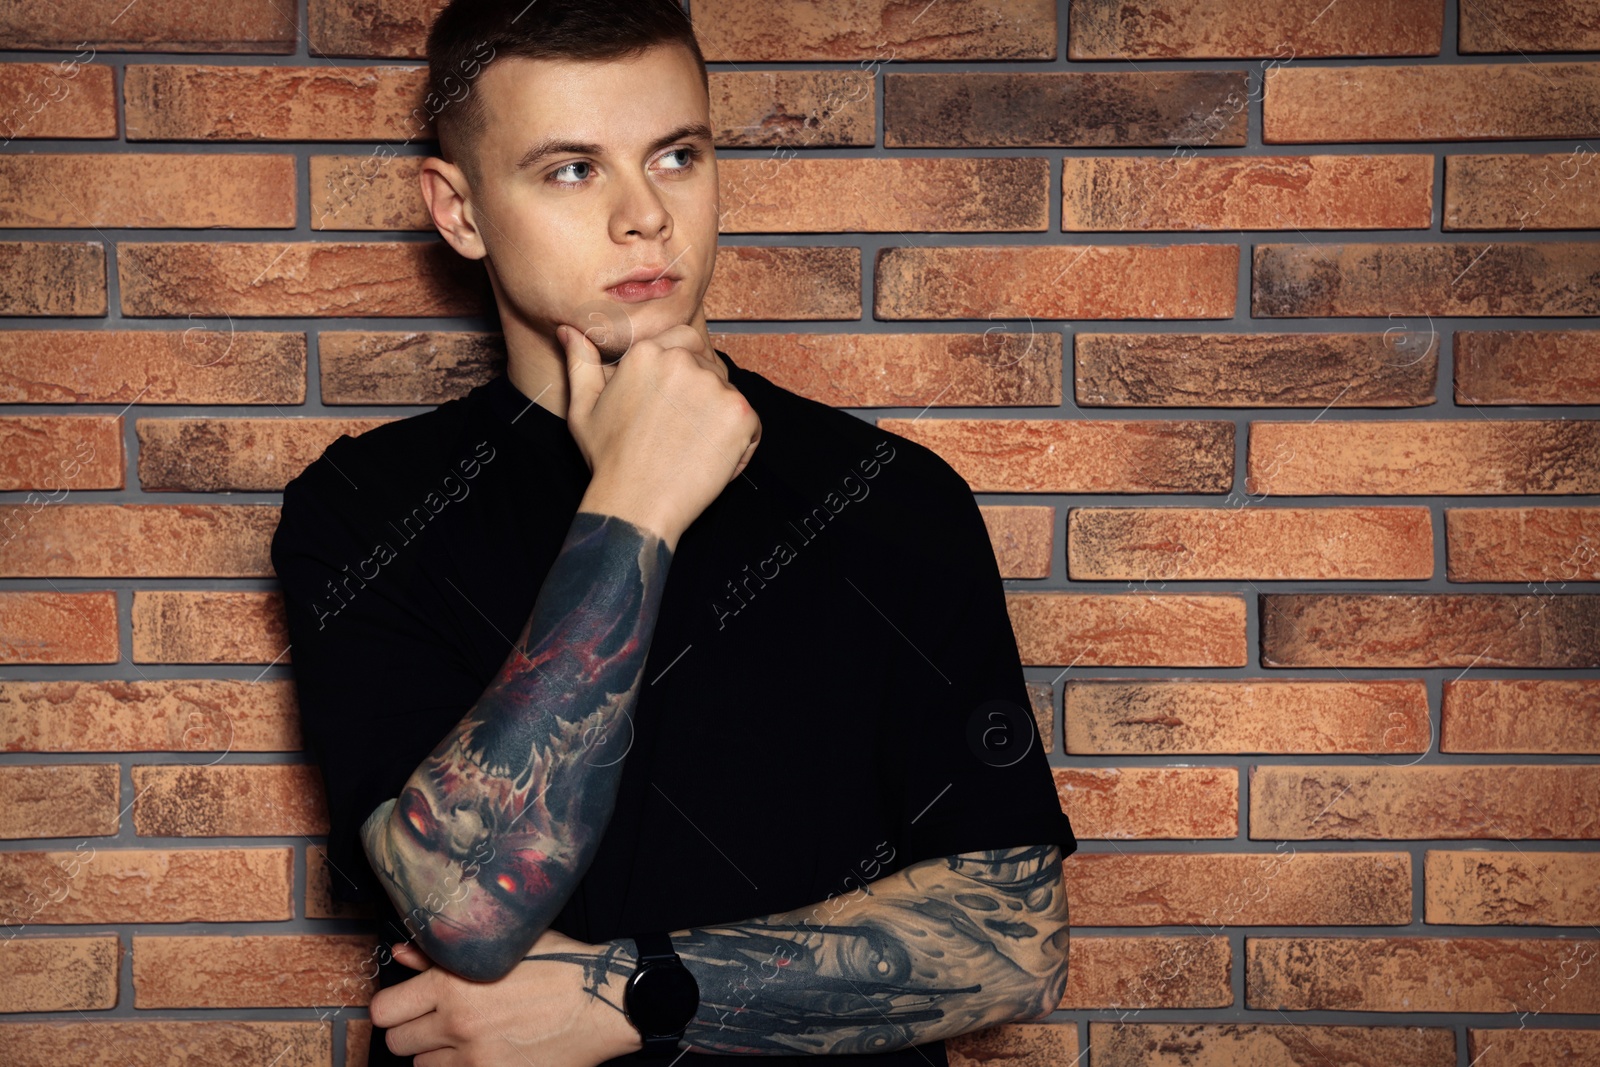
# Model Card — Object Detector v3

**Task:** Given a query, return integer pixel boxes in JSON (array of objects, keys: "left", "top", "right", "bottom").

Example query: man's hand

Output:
[
  {"left": 372, "top": 927, "right": 643, "bottom": 1067},
  {"left": 559, "top": 321, "right": 761, "bottom": 552}
]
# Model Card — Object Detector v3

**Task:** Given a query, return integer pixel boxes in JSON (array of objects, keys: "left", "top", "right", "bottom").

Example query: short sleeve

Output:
[
  {"left": 270, "top": 459, "right": 478, "bottom": 905},
  {"left": 886, "top": 475, "right": 1076, "bottom": 869}
]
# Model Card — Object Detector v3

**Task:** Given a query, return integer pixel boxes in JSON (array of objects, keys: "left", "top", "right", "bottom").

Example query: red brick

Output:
[
  {"left": 1459, "top": 0, "right": 1600, "bottom": 53},
  {"left": 1264, "top": 63, "right": 1600, "bottom": 142},
  {"left": 876, "top": 244, "right": 1238, "bottom": 319},
  {"left": 132, "top": 764, "right": 327, "bottom": 836},
  {"left": 0, "top": 847, "right": 292, "bottom": 923},
  {"left": 0, "top": 329, "right": 307, "bottom": 405},
  {"left": 1068, "top": 0, "right": 1443, "bottom": 58},
  {"left": 886, "top": 71, "right": 1250, "bottom": 147},
  {"left": 1068, "top": 506, "right": 1434, "bottom": 580},
  {"left": 1250, "top": 765, "right": 1600, "bottom": 840},
  {"left": 131, "top": 590, "right": 287, "bottom": 664},
  {"left": 948, "top": 1022, "right": 1078, "bottom": 1067},
  {"left": 0, "top": 591, "right": 120, "bottom": 664},
  {"left": 1468, "top": 1027, "right": 1600, "bottom": 1066},
  {"left": 1427, "top": 850, "right": 1600, "bottom": 926},
  {"left": 124, "top": 65, "right": 429, "bottom": 141},
  {"left": 132, "top": 934, "right": 380, "bottom": 1008},
  {"left": 724, "top": 332, "right": 1063, "bottom": 408},
  {"left": 117, "top": 242, "right": 490, "bottom": 318},
  {"left": 136, "top": 418, "right": 392, "bottom": 492},
  {"left": 1060, "top": 936, "right": 1232, "bottom": 1009},
  {"left": 1062, "top": 155, "right": 1432, "bottom": 230},
  {"left": 718, "top": 157, "right": 1050, "bottom": 233},
  {"left": 694, "top": 0, "right": 1056, "bottom": 60},
  {"left": 1248, "top": 936, "right": 1600, "bottom": 1013},
  {"left": 0, "top": 504, "right": 279, "bottom": 577},
  {"left": 980, "top": 506, "right": 1054, "bottom": 579},
  {"left": 878, "top": 418, "right": 1234, "bottom": 493},
  {"left": 1262, "top": 592, "right": 1600, "bottom": 668},
  {"left": 1066, "top": 679, "right": 1430, "bottom": 755},
  {"left": 1455, "top": 330, "right": 1600, "bottom": 405},
  {"left": 1247, "top": 420, "right": 1600, "bottom": 495},
  {"left": 708, "top": 71, "right": 877, "bottom": 148},
  {"left": 1011, "top": 593, "right": 1248, "bottom": 667},
  {"left": 1444, "top": 151, "right": 1600, "bottom": 230},
  {"left": 705, "top": 246, "right": 861, "bottom": 320},
  {"left": 1441, "top": 679, "right": 1600, "bottom": 754},
  {"left": 1055, "top": 766, "right": 1239, "bottom": 839},
  {"left": 1067, "top": 850, "right": 1410, "bottom": 926},
  {"left": 0, "top": 678, "right": 301, "bottom": 753},
  {"left": 0, "top": 1021, "right": 331, "bottom": 1067},
  {"left": 310, "top": 153, "right": 427, "bottom": 231},
  {"left": 1446, "top": 507, "right": 1600, "bottom": 583},
  {"left": 1254, "top": 242, "right": 1600, "bottom": 317},
  {"left": 1090, "top": 1023, "right": 1456, "bottom": 1067},
  {"left": 0, "top": 154, "right": 296, "bottom": 228},
  {"left": 0, "top": 414, "right": 122, "bottom": 490},
  {"left": 0, "top": 2, "right": 296, "bottom": 52},
  {"left": 347, "top": 1019, "right": 372, "bottom": 1067},
  {"left": 318, "top": 331, "right": 502, "bottom": 404},
  {"left": 0, "top": 764, "right": 119, "bottom": 839},
  {"left": 0, "top": 241, "right": 106, "bottom": 315},
  {"left": 1075, "top": 332, "right": 1438, "bottom": 407},
  {"left": 0, "top": 63, "right": 116, "bottom": 140},
  {"left": 0, "top": 935, "right": 119, "bottom": 1011}
]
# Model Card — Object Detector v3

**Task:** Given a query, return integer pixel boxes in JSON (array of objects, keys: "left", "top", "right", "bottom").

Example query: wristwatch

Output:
[{"left": 623, "top": 931, "right": 700, "bottom": 1056}]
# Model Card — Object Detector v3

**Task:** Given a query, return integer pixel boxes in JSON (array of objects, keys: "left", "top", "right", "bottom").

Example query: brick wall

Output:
[{"left": 2, "top": 0, "right": 1598, "bottom": 1064}]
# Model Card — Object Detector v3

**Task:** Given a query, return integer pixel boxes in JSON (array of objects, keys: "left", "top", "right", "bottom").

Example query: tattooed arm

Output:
[
  {"left": 549, "top": 843, "right": 1071, "bottom": 1055},
  {"left": 359, "top": 509, "right": 672, "bottom": 983}
]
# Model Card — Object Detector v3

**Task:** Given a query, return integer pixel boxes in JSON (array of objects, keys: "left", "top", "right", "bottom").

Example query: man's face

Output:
[{"left": 455, "top": 43, "right": 717, "bottom": 361}]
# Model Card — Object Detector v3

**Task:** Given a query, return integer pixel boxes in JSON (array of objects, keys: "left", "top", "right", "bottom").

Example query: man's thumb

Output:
[{"left": 558, "top": 322, "right": 605, "bottom": 425}]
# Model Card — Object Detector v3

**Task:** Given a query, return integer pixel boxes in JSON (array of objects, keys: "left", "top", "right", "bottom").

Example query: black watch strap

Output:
[
  {"left": 626, "top": 931, "right": 699, "bottom": 1057},
  {"left": 633, "top": 929, "right": 676, "bottom": 963}
]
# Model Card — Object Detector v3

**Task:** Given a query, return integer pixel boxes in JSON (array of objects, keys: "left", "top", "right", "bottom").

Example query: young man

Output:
[{"left": 269, "top": 2, "right": 1077, "bottom": 1065}]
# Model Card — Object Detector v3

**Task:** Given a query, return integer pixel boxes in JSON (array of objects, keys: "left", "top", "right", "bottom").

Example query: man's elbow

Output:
[
  {"left": 360, "top": 800, "right": 547, "bottom": 983},
  {"left": 1014, "top": 912, "right": 1071, "bottom": 1022}
]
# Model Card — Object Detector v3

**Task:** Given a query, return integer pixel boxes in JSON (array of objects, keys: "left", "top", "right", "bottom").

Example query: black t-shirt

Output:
[{"left": 270, "top": 348, "right": 1076, "bottom": 1067}]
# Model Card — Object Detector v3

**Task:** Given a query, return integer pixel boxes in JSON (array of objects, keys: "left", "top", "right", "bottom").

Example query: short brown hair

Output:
[{"left": 425, "top": 0, "right": 709, "bottom": 187}]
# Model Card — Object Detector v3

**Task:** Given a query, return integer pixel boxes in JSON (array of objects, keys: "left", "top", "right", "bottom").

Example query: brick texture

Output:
[
  {"left": 0, "top": 330, "right": 308, "bottom": 405},
  {"left": 2, "top": 1022, "right": 331, "bottom": 1067},
  {"left": 3, "top": 0, "right": 1596, "bottom": 1051},
  {"left": 1067, "top": 0, "right": 1444, "bottom": 58},
  {"left": 1089, "top": 1023, "right": 1456, "bottom": 1066},
  {"left": 0, "top": 678, "right": 302, "bottom": 752},
  {"left": 1247, "top": 937, "right": 1600, "bottom": 1013},
  {"left": 1074, "top": 332, "right": 1438, "bottom": 407},
  {"left": 0, "top": 847, "right": 293, "bottom": 923},
  {"left": 1455, "top": 330, "right": 1600, "bottom": 405}
]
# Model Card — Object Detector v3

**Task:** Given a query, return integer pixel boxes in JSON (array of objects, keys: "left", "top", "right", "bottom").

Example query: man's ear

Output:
[{"left": 420, "top": 156, "right": 486, "bottom": 261}]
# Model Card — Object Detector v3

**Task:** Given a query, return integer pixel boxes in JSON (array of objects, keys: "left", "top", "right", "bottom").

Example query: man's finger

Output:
[
  {"left": 383, "top": 1009, "right": 451, "bottom": 1059},
  {"left": 368, "top": 969, "right": 438, "bottom": 1029}
]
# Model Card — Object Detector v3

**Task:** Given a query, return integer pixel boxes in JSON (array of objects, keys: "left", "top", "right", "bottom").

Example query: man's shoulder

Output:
[
  {"left": 733, "top": 359, "right": 977, "bottom": 514},
  {"left": 277, "top": 389, "right": 496, "bottom": 536}
]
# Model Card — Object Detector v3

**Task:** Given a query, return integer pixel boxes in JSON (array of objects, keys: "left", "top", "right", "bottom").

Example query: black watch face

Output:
[{"left": 632, "top": 963, "right": 700, "bottom": 1035}]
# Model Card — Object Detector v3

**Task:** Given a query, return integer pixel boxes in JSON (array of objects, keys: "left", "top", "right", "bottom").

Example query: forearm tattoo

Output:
[
  {"left": 360, "top": 511, "right": 672, "bottom": 982},
  {"left": 535, "top": 844, "right": 1071, "bottom": 1054}
]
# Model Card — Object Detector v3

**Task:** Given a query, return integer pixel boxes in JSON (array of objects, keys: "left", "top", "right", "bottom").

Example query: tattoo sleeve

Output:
[
  {"left": 360, "top": 510, "right": 672, "bottom": 982},
  {"left": 541, "top": 844, "right": 1071, "bottom": 1054}
]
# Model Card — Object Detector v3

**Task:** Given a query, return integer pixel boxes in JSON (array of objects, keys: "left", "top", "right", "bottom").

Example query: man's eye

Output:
[
  {"left": 550, "top": 161, "right": 592, "bottom": 185},
  {"left": 661, "top": 146, "right": 700, "bottom": 170}
]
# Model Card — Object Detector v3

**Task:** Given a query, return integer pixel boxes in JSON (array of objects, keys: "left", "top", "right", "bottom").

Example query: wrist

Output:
[
  {"left": 594, "top": 938, "right": 645, "bottom": 1057},
  {"left": 577, "top": 482, "right": 682, "bottom": 552}
]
